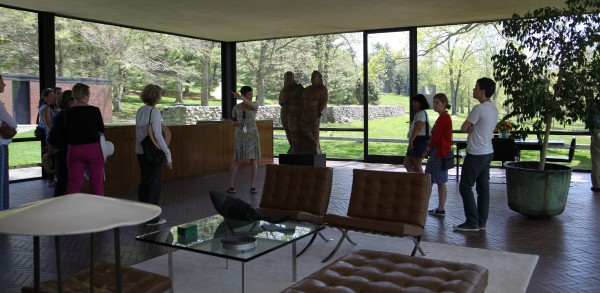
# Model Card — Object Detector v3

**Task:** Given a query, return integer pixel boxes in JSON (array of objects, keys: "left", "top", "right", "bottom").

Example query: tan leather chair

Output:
[
  {"left": 258, "top": 163, "right": 333, "bottom": 256},
  {"left": 323, "top": 169, "right": 431, "bottom": 262}
]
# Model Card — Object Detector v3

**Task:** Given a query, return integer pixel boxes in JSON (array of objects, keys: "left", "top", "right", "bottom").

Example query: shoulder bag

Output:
[
  {"left": 141, "top": 108, "right": 165, "bottom": 166},
  {"left": 34, "top": 113, "right": 46, "bottom": 140},
  {"left": 441, "top": 149, "right": 455, "bottom": 171}
]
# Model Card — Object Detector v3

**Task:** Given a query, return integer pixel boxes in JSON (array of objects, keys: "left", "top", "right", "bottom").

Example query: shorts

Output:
[{"left": 406, "top": 136, "right": 429, "bottom": 158}]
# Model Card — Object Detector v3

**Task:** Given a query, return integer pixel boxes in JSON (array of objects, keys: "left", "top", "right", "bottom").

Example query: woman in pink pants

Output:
[{"left": 65, "top": 83, "right": 105, "bottom": 195}]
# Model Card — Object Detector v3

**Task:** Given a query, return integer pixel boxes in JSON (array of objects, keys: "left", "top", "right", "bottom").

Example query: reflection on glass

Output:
[{"left": 136, "top": 214, "right": 318, "bottom": 261}]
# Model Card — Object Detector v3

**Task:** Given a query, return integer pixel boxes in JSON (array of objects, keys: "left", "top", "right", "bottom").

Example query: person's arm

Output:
[
  {"left": 0, "top": 102, "right": 17, "bottom": 129},
  {"left": 461, "top": 106, "right": 479, "bottom": 133},
  {"left": 231, "top": 91, "right": 257, "bottom": 110},
  {"left": 151, "top": 112, "right": 172, "bottom": 168},
  {"left": 461, "top": 120, "right": 474, "bottom": 133},
  {"left": 96, "top": 107, "right": 105, "bottom": 134}
]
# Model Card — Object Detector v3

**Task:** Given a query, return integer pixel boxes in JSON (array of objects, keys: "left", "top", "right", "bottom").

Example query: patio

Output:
[{"left": 0, "top": 160, "right": 598, "bottom": 292}]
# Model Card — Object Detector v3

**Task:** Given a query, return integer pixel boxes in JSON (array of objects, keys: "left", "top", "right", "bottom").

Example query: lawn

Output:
[{"left": 9, "top": 92, "right": 593, "bottom": 171}]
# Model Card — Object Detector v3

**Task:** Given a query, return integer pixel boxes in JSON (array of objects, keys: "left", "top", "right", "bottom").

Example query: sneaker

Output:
[
  {"left": 428, "top": 209, "right": 445, "bottom": 216},
  {"left": 453, "top": 222, "right": 479, "bottom": 232},
  {"left": 479, "top": 225, "right": 486, "bottom": 230},
  {"left": 146, "top": 218, "right": 167, "bottom": 226}
]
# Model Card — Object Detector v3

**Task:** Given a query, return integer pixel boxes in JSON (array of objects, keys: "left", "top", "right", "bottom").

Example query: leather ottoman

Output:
[
  {"left": 22, "top": 261, "right": 171, "bottom": 293},
  {"left": 283, "top": 250, "right": 488, "bottom": 293}
]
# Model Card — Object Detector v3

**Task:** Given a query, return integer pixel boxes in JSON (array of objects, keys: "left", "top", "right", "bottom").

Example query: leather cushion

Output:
[
  {"left": 259, "top": 164, "right": 333, "bottom": 220},
  {"left": 283, "top": 250, "right": 488, "bottom": 293}
]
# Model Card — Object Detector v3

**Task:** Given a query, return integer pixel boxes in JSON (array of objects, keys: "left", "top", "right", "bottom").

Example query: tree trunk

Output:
[
  {"left": 176, "top": 81, "right": 184, "bottom": 103},
  {"left": 538, "top": 114, "right": 553, "bottom": 171},
  {"left": 201, "top": 57, "right": 211, "bottom": 106},
  {"left": 112, "top": 82, "right": 123, "bottom": 112}
]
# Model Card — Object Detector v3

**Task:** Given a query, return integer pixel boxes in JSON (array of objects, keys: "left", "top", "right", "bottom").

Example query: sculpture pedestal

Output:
[{"left": 279, "top": 153, "right": 326, "bottom": 167}]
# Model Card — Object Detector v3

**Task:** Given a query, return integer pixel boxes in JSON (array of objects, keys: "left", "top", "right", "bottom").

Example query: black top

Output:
[
  {"left": 47, "top": 111, "right": 67, "bottom": 150},
  {"left": 65, "top": 105, "right": 105, "bottom": 145}
]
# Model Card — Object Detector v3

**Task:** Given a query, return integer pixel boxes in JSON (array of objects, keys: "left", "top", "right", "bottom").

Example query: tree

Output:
[
  {"left": 0, "top": 8, "right": 38, "bottom": 75},
  {"left": 237, "top": 39, "right": 297, "bottom": 105},
  {"left": 492, "top": 0, "right": 600, "bottom": 170}
]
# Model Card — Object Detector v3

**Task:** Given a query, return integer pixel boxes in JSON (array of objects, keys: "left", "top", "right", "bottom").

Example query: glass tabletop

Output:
[{"left": 136, "top": 214, "right": 319, "bottom": 262}]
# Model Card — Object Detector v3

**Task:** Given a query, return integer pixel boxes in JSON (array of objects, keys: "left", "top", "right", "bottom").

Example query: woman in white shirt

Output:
[
  {"left": 135, "top": 84, "right": 172, "bottom": 226},
  {"left": 403, "top": 94, "right": 430, "bottom": 173},
  {"left": 0, "top": 75, "right": 18, "bottom": 210}
]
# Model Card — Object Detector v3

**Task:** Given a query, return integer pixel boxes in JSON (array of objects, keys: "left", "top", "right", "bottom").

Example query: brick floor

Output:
[{"left": 0, "top": 160, "right": 599, "bottom": 292}]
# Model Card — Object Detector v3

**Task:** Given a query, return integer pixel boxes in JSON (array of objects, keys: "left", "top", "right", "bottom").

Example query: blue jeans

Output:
[{"left": 459, "top": 152, "right": 494, "bottom": 227}]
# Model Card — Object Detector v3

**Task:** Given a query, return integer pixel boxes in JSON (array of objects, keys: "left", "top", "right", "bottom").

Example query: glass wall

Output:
[
  {"left": 416, "top": 23, "right": 590, "bottom": 170},
  {"left": 0, "top": 7, "right": 40, "bottom": 169},
  {"left": 56, "top": 17, "right": 221, "bottom": 124},
  {"left": 237, "top": 33, "right": 364, "bottom": 160},
  {"left": 365, "top": 31, "right": 411, "bottom": 158}
]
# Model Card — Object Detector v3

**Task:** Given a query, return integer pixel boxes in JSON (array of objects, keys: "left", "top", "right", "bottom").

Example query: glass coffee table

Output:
[{"left": 136, "top": 214, "right": 320, "bottom": 293}]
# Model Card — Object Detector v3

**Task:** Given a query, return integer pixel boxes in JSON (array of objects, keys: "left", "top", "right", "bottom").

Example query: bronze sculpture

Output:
[
  {"left": 278, "top": 71, "right": 303, "bottom": 153},
  {"left": 283, "top": 70, "right": 328, "bottom": 155}
]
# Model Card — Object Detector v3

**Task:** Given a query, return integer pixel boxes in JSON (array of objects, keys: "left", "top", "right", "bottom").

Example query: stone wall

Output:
[{"left": 161, "top": 104, "right": 405, "bottom": 126}]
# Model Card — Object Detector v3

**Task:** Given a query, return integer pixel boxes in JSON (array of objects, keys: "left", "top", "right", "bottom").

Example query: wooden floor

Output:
[{"left": 1, "top": 160, "right": 599, "bottom": 292}]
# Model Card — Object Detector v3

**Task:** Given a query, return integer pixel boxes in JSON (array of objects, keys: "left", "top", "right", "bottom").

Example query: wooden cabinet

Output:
[
  {"left": 104, "top": 126, "right": 135, "bottom": 193},
  {"left": 101, "top": 120, "right": 273, "bottom": 194}
]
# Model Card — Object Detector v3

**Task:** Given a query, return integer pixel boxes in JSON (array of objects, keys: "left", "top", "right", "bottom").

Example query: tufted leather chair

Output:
[
  {"left": 322, "top": 169, "right": 431, "bottom": 262},
  {"left": 283, "top": 250, "right": 488, "bottom": 293},
  {"left": 258, "top": 163, "right": 333, "bottom": 255}
]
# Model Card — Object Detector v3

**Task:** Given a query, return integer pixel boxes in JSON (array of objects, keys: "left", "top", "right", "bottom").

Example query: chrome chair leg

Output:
[
  {"left": 410, "top": 236, "right": 426, "bottom": 256},
  {"left": 318, "top": 231, "right": 332, "bottom": 242},
  {"left": 345, "top": 233, "right": 358, "bottom": 245},
  {"left": 296, "top": 233, "right": 317, "bottom": 257},
  {"left": 322, "top": 229, "right": 350, "bottom": 263}
]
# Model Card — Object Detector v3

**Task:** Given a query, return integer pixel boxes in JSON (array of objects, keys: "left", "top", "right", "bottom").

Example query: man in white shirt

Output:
[{"left": 455, "top": 78, "right": 498, "bottom": 232}]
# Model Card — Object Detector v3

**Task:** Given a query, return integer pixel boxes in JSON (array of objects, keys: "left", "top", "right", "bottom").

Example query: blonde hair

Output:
[
  {"left": 72, "top": 83, "right": 90, "bottom": 101},
  {"left": 140, "top": 84, "right": 162, "bottom": 105}
]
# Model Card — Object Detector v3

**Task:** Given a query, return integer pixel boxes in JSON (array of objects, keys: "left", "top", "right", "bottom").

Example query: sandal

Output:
[
  {"left": 226, "top": 187, "right": 236, "bottom": 194},
  {"left": 250, "top": 187, "right": 258, "bottom": 194}
]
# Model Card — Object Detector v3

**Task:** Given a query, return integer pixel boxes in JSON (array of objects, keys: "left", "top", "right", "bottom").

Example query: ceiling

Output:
[{"left": 0, "top": 0, "right": 565, "bottom": 42}]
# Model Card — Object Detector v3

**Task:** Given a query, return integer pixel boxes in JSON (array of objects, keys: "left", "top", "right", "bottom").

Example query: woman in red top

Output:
[{"left": 423, "top": 93, "right": 453, "bottom": 216}]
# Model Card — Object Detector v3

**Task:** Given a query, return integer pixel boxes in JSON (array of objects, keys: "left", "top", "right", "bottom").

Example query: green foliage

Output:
[{"left": 492, "top": 0, "right": 600, "bottom": 167}]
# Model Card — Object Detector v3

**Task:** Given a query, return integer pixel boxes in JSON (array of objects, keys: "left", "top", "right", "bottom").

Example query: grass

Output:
[
  {"left": 9, "top": 130, "right": 41, "bottom": 168},
  {"left": 9, "top": 92, "right": 593, "bottom": 170}
]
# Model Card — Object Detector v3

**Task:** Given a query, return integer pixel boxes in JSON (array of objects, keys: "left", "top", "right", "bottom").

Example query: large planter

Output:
[{"left": 504, "top": 161, "right": 572, "bottom": 218}]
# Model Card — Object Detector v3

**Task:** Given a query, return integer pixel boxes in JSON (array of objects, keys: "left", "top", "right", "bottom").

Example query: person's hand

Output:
[
  {"left": 231, "top": 91, "right": 242, "bottom": 100},
  {"left": 166, "top": 161, "right": 173, "bottom": 169},
  {"left": 422, "top": 149, "right": 430, "bottom": 159},
  {"left": 467, "top": 125, "right": 474, "bottom": 133}
]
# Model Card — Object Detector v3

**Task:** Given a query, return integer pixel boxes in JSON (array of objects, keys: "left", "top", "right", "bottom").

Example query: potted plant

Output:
[{"left": 492, "top": 0, "right": 600, "bottom": 217}]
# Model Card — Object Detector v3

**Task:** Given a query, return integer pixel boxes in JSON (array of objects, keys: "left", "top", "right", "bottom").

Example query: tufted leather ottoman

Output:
[
  {"left": 283, "top": 250, "right": 488, "bottom": 293},
  {"left": 21, "top": 261, "right": 171, "bottom": 293}
]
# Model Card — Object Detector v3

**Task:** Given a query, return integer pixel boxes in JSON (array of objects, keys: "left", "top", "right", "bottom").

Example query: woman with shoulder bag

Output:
[
  {"left": 135, "top": 84, "right": 172, "bottom": 226},
  {"left": 404, "top": 94, "right": 430, "bottom": 173},
  {"left": 0, "top": 75, "right": 17, "bottom": 210},
  {"left": 38, "top": 88, "right": 58, "bottom": 186},
  {"left": 423, "top": 93, "right": 453, "bottom": 216}
]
